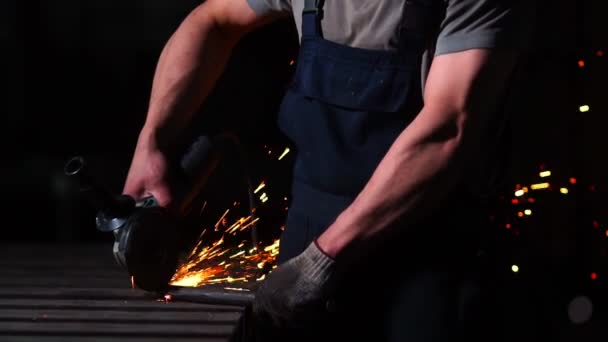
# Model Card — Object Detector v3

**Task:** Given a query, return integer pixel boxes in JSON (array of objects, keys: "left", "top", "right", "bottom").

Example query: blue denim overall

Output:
[{"left": 275, "top": 0, "right": 495, "bottom": 340}]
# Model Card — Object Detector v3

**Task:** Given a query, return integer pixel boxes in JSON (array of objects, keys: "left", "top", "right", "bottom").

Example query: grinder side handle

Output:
[{"left": 64, "top": 156, "right": 136, "bottom": 229}]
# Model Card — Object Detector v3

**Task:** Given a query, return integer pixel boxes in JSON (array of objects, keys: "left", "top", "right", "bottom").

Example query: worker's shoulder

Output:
[
  {"left": 436, "top": 0, "right": 535, "bottom": 55},
  {"left": 245, "top": 0, "right": 292, "bottom": 16}
]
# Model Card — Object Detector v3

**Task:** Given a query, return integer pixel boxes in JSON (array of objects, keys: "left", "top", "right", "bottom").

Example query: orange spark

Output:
[
  {"left": 157, "top": 293, "right": 172, "bottom": 304},
  {"left": 170, "top": 207, "right": 281, "bottom": 288},
  {"left": 225, "top": 287, "right": 251, "bottom": 292},
  {"left": 278, "top": 147, "right": 290, "bottom": 160},
  {"left": 254, "top": 182, "right": 266, "bottom": 194},
  {"left": 215, "top": 209, "right": 230, "bottom": 228}
]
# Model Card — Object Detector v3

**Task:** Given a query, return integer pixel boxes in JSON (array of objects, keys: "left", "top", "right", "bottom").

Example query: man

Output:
[{"left": 123, "top": 0, "right": 534, "bottom": 340}]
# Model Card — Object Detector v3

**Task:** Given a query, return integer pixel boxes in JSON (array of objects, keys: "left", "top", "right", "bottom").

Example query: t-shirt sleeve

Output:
[
  {"left": 435, "top": 0, "right": 535, "bottom": 55},
  {"left": 246, "top": 0, "right": 292, "bottom": 15}
]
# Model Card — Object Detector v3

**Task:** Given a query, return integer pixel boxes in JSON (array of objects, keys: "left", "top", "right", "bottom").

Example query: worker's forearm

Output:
[
  {"left": 317, "top": 106, "right": 470, "bottom": 261},
  {"left": 140, "top": 7, "right": 239, "bottom": 148}
]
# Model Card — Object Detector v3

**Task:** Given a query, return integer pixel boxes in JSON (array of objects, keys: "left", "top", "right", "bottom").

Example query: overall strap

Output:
[{"left": 302, "top": 0, "right": 324, "bottom": 38}]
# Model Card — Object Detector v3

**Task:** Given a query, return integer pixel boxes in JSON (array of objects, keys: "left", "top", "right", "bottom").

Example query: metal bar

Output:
[
  {"left": 0, "top": 277, "right": 130, "bottom": 289},
  {"left": 0, "top": 309, "right": 240, "bottom": 323},
  {"left": 169, "top": 286, "right": 255, "bottom": 307},
  {"left": 1, "top": 338, "right": 222, "bottom": 342},
  {"left": 0, "top": 298, "right": 241, "bottom": 312},
  {"left": 0, "top": 321, "right": 234, "bottom": 337}
]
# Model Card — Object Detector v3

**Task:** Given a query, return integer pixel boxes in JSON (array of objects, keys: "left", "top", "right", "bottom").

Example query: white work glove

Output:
[{"left": 253, "top": 241, "right": 337, "bottom": 327}]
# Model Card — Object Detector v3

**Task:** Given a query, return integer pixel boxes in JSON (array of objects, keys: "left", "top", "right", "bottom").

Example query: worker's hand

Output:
[
  {"left": 253, "top": 241, "right": 337, "bottom": 327},
  {"left": 122, "top": 131, "right": 175, "bottom": 207}
]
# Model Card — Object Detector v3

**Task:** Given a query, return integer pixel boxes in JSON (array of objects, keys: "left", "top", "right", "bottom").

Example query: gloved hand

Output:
[{"left": 253, "top": 241, "right": 337, "bottom": 327}]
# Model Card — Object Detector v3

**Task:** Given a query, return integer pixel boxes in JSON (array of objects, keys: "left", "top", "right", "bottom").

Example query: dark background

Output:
[{"left": 0, "top": 0, "right": 606, "bottom": 340}]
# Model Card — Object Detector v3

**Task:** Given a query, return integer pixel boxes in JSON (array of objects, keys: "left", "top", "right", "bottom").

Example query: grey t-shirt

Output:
[
  {"left": 246, "top": 0, "right": 533, "bottom": 53},
  {"left": 246, "top": 0, "right": 533, "bottom": 85}
]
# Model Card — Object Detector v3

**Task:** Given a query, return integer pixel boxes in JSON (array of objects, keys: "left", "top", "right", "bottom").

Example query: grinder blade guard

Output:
[{"left": 64, "top": 133, "right": 256, "bottom": 293}]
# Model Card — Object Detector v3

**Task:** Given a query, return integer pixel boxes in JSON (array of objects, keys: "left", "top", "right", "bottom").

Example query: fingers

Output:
[
  {"left": 121, "top": 144, "right": 177, "bottom": 209},
  {"left": 150, "top": 183, "right": 174, "bottom": 208},
  {"left": 123, "top": 182, "right": 174, "bottom": 208},
  {"left": 122, "top": 177, "right": 145, "bottom": 200}
]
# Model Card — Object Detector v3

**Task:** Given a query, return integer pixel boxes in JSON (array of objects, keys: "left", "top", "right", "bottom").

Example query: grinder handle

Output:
[
  {"left": 174, "top": 132, "right": 259, "bottom": 247},
  {"left": 175, "top": 132, "right": 257, "bottom": 216},
  {"left": 174, "top": 135, "right": 221, "bottom": 216},
  {"left": 64, "top": 156, "right": 135, "bottom": 219}
]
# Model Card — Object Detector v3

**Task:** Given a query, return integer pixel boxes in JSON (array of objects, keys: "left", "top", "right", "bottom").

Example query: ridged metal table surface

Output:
[{"left": 0, "top": 243, "right": 249, "bottom": 342}]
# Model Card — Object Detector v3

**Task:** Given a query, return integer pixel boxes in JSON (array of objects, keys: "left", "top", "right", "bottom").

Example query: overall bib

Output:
[{"left": 275, "top": 0, "right": 496, "bottom": 340}]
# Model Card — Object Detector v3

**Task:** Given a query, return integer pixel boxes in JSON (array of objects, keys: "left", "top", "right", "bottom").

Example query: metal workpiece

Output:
[{"left": 168, "top": 285, "right": 256, "bottom": 307}]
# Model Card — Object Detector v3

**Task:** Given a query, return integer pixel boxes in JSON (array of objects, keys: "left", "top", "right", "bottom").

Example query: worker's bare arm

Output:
[
  {"left": 317, "top": 48, "right": 519, "bottom": 261},
  {"left": 141, "top": 0, "right": 287, "bottom": 148},
  {"left": 123, "top": 0, "right": 287, "bottom": 204}
]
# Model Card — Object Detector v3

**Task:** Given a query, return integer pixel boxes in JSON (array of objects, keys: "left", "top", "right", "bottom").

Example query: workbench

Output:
[{"left": 0, "top": 243, "right": 249, "bottom": 342}]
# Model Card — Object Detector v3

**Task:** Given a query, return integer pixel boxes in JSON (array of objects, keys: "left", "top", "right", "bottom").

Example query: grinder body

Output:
[{"left": 65, "top": 134, "right": 249, "bottom": 292}]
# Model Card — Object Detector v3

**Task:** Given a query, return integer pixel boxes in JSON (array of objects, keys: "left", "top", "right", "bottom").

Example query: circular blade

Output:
[{"left": 118, "top": 207, "right": 181, "bottom": 293}]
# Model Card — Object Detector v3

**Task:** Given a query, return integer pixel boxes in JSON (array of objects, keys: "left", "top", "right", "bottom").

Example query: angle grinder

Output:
[{"left": 64, "top": 133, "right": 256, "bottom": 293}]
